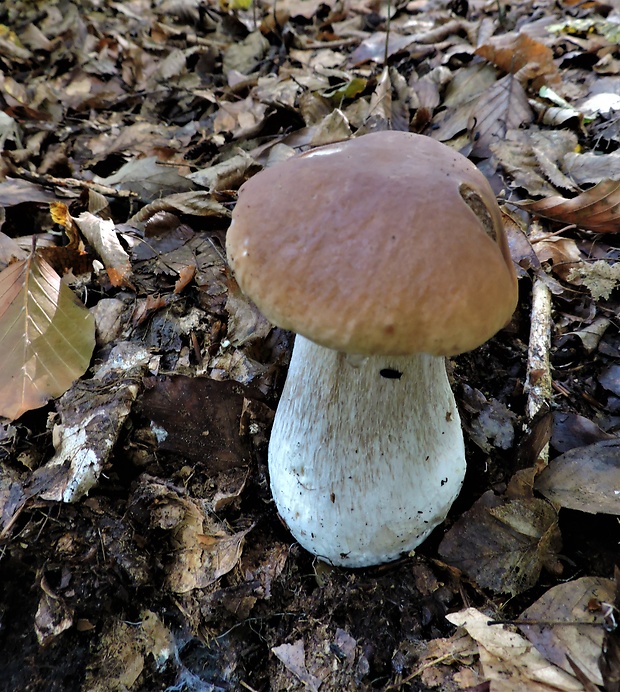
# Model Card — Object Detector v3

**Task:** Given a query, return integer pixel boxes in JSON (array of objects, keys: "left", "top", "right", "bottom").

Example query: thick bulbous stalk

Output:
[{"left": 269, "top": 336, "right": 466, "bottom": 567}]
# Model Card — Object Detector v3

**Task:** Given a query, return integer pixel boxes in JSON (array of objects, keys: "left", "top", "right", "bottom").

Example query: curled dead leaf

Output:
[{"left": 520, "top": 180, "right": 620, "bottom": 233}]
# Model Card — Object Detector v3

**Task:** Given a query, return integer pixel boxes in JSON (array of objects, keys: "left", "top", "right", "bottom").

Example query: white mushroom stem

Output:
[{"left": 269, "top": 335, "right": 466, "bottom": 568}]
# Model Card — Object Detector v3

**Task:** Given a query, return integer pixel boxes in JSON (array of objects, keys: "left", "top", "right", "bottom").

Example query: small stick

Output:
[
  {"left": 384, "top": 0, "right": 392, "bottom": 64},
  {"left": 525, "top": 222, "right": 554, "bottom": 464}
]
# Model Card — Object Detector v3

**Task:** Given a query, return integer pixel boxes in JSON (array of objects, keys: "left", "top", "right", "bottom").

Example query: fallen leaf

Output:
[
  {"left": 519, "top": 576, "right": 615, "bottom": 686},
  {"left": 520, "top": 180, "right": 620, "bottom": 233},
  {"left": 563, "top": 151, "right": 620, "bottom": 185},
  {"left": 225, "top": 278, "right": 273, "bottom": 347},
  {"left": 94, "top": 157, "right": 198, "bottom": 201},
  {"left": 460, "top": 384, "right": 516, "bottom": 453},
  {"left": 187, "top": 151, "right": 260, "bottom": 190},
  {"left": 128, "top": 191, "right": 230, "bottom": 225},
  {"left": 600, "top": 364, "right": 620, "bottom": 396},
  {"left": 433, "top": 74, "right": 533, "bottom": 156},
  {"left": 530, "top": 232, "right": 582, "bottom": 281},
  {"left": 447, "top": 608, "right": 583, "bottom": 691},
  {"left": 551, "top": 411, "right": 617, "bottom": 453},
  {"left": 272, "top": 639, "right": 322, "bottom": 692},
  {"left": 0, "top": 231, "right": 28, "bottom": 269},
  {"left": 476, "top": 31, "right": 563, "bottom": 91},
  {"left": 34, "top": 591, "right": 73, "bottom": 646},
  {"left": 129, "top": 478, "right": 252, "bottom": 593},
  {"left": 84, "top": 619, "right": 145, "bottom": 692},
  {"left": 439, "top": 491, "right": 562, "bottom": 595},
  {"left": 0, "top": 177, "right": 55, "bottom": 206},
  {"left": 74, "top": 212, "right": 132, "bottom": 287},
  {"left": 535, "top": 440, "right": 620, "bottom": 514},
  {"left": 0, "top": 253, "right": 95, "bottom": 420}
]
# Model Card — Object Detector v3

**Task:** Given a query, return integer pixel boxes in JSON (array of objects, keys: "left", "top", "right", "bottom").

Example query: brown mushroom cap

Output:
[{"left": 226, "top": 131, "right": 518, "bottom": 357}]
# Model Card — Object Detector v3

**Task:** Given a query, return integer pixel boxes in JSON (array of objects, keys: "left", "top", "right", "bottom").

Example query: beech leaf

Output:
[
  {"left": 535, "top": 440, "right": 620, "bottom": 515},
  {"left": 0, "top": 253, "right": 95, "bottom": 420},
  {"left": 439, "top": 491, "right": 562, "bottom": 595},
  {"left": 519, "top": 576, "right": 615, "bottom": 687},
  {"left": 520, "top": 180, "right": 620, "bottom": 233}
]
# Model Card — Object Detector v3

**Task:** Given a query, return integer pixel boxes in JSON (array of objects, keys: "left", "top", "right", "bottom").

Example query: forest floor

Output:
[{"left": 1, "top": 0, "right": 620, "bottom": 689}]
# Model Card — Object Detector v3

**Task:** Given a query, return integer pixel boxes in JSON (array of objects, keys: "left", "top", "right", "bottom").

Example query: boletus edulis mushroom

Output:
[{"left": 226, "top": 131, "right": 518, "bottom": 567}]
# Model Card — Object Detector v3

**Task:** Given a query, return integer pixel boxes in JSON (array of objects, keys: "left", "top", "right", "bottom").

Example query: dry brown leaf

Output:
[
  {"left": 128, "top": 191, "right": 230, "bottom": 225},
  {"left": 173, "top": 263, "right": 195, "bottom": 294},
  {"left": 34, "top": 590, "right": 73, "bottom": 646},
  {"left": 530, "top": 233, "right": 582, "bottom": 281},
  {"left": 271, "top": 640, "right": 322, "bottom": 692},
  {"left": 521, "top": 180, "right": 620, "bottom": 233},
  {"left": 447, "top": 608, "right": 584, "bottom": 691},
  {"left": 74, "top": 212, "right": 132, "bottom": 287},
  {"left": 460, "top": 384, "right": 516, "bottom": 454},
  {"left": 564, "top": 151, "right": 620, "bottom": 185},
  {"left": 349, "top": 32, "right": 418, "bottom": 66},
  {"left": 0, "top": 253, "right": 95, "bottom": 420},
  {"left": 167, "top": 502, "right": 251, "bottom": 593},
  {"left": 0, "top": 177, "right": 55, "bottom": 206},
  {"left": 433, "top": 74, "right": 533, "bottom": 156},
  {"left": 225, "top": 276, "right": 273, "bottom": 347},
  {"left": 213, "top": 96, "right": 268, "bottom": 139},
  {"left": 439, "top": 491, "right": 562, "bottom": 595},
  {"left": 49, "top": 201, "right": 82, "bottom": 249},
  {"left": 552, "top": 411, "right": 617, "bottom": 453},
  {"left": 131, "top": 478, "right": 251, "bottom": 593},
  {"left": 94, "top": 157, "right": 198, "bottom": 201},
  {"left": 469, "top": 75, "right": 534, "bottom": 157},
  {"left": 141, "top": 375, "right": 252, "bottom": 470},
  {"left": 519, "top": 576, "right": 615, "bottom": 686},
  {"left": 535, "top": 440, "right": 620, "bottom": 515},
  {"left": 476, "top": 32, "right": 563, "bottom": 91},
  {"left": 187, "top": 151, "right": 260, "bottom": 191},
  {"left": 443, "top": 63, "right": 498, "bottom": 108}
]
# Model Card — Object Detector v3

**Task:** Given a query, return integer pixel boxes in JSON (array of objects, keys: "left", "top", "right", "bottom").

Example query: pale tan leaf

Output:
[
  {"left": 0, "top": 253, "right": 95, "bottom": 420},
  {"left": 520, "top": 577, "right": 615, "bottom": 686},
  {"left": 521, "top": 180, "right": 620, "bottom": 233},
  {"left": 74, "top": 212, "right": 132, "bottom": 286},
  {"left": 187, "top": 151, "right": 260, "bottom": 190},
  {"left": 447, "top": 608, "right": 584, "bottom": 691},
  {"left": 271, "top": 640, "right": 322, "bottom": 692},
  {"left": 535, "top": 440, "right": 620, "bottom": 515}
]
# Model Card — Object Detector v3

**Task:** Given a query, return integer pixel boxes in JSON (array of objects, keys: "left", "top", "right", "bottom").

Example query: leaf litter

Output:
[{"left": 1, "top": 0, "right": 620, "bottom": 689}]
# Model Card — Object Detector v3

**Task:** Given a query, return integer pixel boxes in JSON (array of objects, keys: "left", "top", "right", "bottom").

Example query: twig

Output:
[
  {"left": 12, "top": 166, "right": 139, "bottom": 199},
  {"left": 525, "top": 222, "right": 554, "bottom": 465},
  {"left": 384, "top": 0, "right": 392, "bottom": 64}
]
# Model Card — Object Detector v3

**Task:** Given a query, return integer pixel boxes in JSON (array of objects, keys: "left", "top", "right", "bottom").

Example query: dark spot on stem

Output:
[{"left": 380, "top": 368, "right": 402, "bottom": 379}]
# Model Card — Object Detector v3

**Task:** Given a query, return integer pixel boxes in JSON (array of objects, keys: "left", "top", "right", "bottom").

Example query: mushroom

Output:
[{"left": 226, "top": 131, "right": 517, "bottom": 567}]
